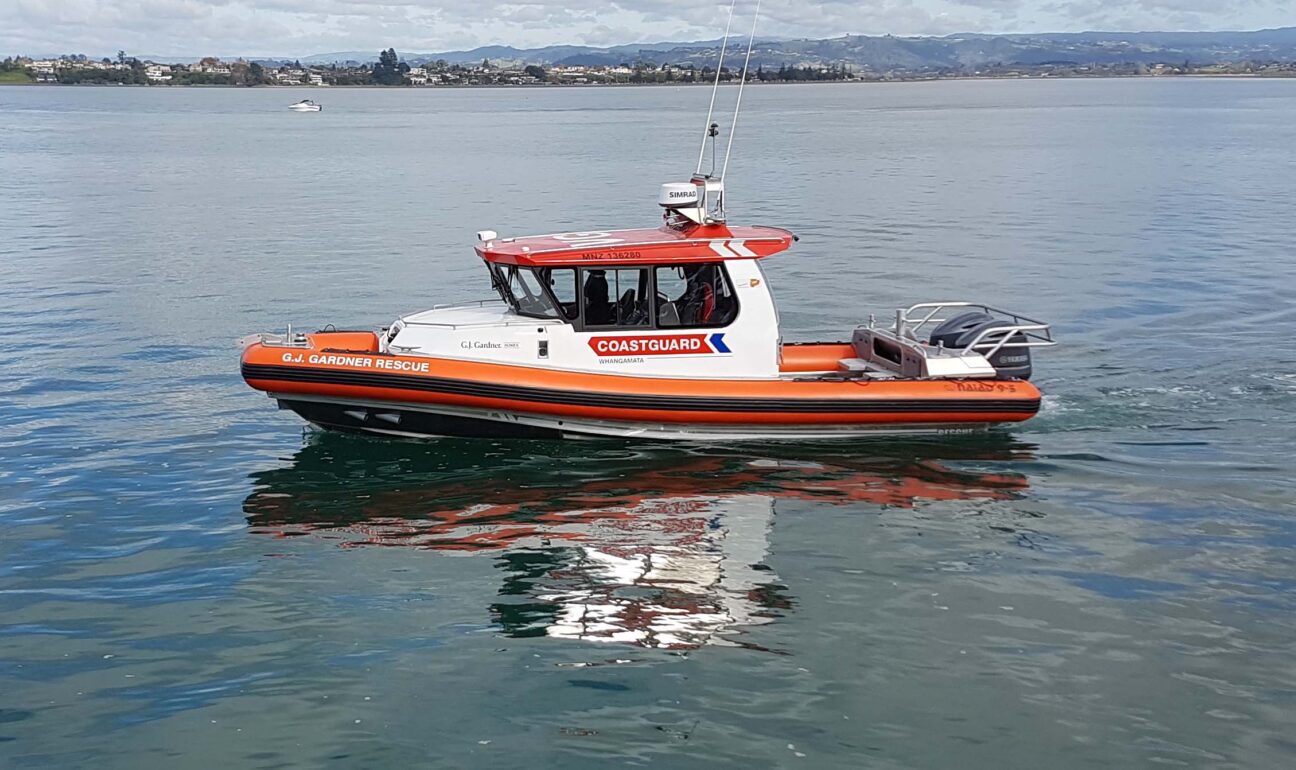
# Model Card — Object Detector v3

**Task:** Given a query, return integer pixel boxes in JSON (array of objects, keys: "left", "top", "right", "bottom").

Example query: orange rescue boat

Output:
[{"left": 240, "top": 179, "right": 1055, "bottom": 440}]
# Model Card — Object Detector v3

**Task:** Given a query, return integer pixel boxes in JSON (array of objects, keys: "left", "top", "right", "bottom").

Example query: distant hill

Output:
[
  {"left": 298, "top": 39, "right": 767, "bottom": 66},
  {"left": 297, "top": 27, "right": 1296, "bottom": 70}
]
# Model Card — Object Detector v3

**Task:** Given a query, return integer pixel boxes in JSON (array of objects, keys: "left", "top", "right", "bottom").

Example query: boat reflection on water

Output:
[{"left": 244, "top": 436, "right": 1035, "bottom": 649}]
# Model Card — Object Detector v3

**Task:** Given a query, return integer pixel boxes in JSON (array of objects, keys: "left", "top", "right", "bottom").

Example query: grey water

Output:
[{"left": 1, "top": 80, "right": 1294, "bottom": 768}]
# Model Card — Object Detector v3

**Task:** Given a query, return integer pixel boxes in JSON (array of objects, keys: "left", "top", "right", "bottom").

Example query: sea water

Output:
[{"left": 2, "top": 80, "right": 1295, "bottom": 768}]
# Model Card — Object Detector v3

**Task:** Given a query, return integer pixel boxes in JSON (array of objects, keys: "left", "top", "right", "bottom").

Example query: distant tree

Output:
[
  {"left": 117, "top": 50, "right": 126, "bottom": 65},
  {"left": 482, "top": 57, "right": 491, "bottom": 70},
  {"left": 249, "top": 61, "right": 267, "bottom": 85},
  {"left": 524, "top": 64, "right": 546, "bottom": 82},
  {"left": 373, "top": 48, "right": 406, "bottom": 85}
]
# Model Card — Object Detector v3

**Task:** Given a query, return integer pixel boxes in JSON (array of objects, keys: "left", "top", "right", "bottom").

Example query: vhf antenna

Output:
[
  {"left": 721, "top": 0, "right": 763, "bottom": 185},
  {"left": 695, "top": 0, "right": 738, "bottom": 178}
]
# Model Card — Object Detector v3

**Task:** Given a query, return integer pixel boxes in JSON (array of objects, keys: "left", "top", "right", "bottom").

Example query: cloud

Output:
[
  {"left": 1036, "top": 0, "right": 1280, "bottom": 31},
  {"left": 3, "top": 0, "right": 1293, "bottom": 58}
]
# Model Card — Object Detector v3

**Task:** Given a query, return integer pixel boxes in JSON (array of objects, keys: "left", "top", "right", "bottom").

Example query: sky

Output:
[{"left": 4, "top": 0, "right": 1294, "bottom": 59}]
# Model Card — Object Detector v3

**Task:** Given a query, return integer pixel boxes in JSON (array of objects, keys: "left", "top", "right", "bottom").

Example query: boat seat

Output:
[
  {"left": 657, "top": 301, "right": 681, "bottom": 326},
  {"left": 583, "top": 271, "right": 612, "bottom": 325},
  {"left": 836, "top": 358, "right": 894, "bottom": 379}
]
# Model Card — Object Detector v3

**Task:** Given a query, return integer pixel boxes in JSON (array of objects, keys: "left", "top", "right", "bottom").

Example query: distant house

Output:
[
  {"left": 307, "top": 72, "right": 324, "bottom": 85},
  {"left": 408, "top": 66, "right": 428, "bottom": 85},
  {"left": 145, "top": 65, "right": 172, "bottom": 82}
]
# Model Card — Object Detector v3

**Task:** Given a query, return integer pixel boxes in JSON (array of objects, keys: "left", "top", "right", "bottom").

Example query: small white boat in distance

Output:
[{"left": 289, "top": 99, "right": 321, "bottom": 112}]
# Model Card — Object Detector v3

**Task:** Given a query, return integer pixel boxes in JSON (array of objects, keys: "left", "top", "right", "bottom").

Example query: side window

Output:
[
  {"left": 654, "top": 263, "right": 738, "bottom": 328},
  {"left": 538, "top": 267, "right": 579, "bottom": 321},
  {"left": 583, "top": 268, "right": 650, "bottom": 327}
]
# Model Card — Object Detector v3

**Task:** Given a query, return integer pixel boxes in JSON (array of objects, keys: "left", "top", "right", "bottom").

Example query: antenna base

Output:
[{"left": 659, "top": 177, "right": 725, "bottom": 224}]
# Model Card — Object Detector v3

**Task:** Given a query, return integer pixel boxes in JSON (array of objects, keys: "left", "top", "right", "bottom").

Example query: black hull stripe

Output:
[
  {"left": 282, "top": 399, "right": 564, "bottom": 439},
  {"left": 242, "top": 363, "right": 1040, "bottom": 415}
]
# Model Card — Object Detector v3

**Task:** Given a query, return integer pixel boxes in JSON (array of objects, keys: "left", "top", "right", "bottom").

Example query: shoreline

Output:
[{"left": 3, "top": 72, "right": 1295, "bottom": 89}]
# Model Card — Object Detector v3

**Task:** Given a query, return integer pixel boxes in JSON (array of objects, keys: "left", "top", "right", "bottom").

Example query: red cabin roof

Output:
[{"left": 475, "top": 223, "right": 795, "bottom": 267}]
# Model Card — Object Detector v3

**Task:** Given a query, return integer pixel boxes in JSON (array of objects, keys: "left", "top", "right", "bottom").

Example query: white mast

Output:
[
  {"left": 667, "top": 0, "right": 762, "bottom": 226},
  {"left": 721, "top": 0, "right": 763, "bottom": 191}
]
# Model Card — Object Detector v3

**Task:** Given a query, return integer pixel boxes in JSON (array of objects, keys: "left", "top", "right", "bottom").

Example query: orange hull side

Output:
[
  {"left": 779, "top": 343, "right": 858, "bottom": 373},
  {"left": 241, "top": 331, "right": 1041, "bottom": 426}
]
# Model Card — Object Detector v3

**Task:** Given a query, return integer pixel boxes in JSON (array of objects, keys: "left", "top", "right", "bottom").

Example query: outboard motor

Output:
[{"left": 928, "top": 311, "right": 1032, "bottom": 380}]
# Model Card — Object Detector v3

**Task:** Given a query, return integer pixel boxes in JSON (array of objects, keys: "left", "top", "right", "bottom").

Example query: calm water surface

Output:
[{"left": 2, "top": 81, "right": 1295, "bottom": 768}]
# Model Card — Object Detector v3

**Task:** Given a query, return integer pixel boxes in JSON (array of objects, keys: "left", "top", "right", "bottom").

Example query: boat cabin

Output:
[
  {"left": 478, "top": 223, "right": 792, "bottom": 327},
  {"left": 381, "top": 212, "right": 796, "bottom": 379}
]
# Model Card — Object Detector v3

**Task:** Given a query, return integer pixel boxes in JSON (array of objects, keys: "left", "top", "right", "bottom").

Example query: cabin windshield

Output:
[{"left": 486, "top": 263, "right": 575, "bottom": 320}]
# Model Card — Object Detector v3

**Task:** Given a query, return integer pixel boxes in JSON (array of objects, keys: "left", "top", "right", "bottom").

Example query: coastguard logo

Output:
[{"left": 587, "top": 333, "right": 730, "bottom": 356}]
